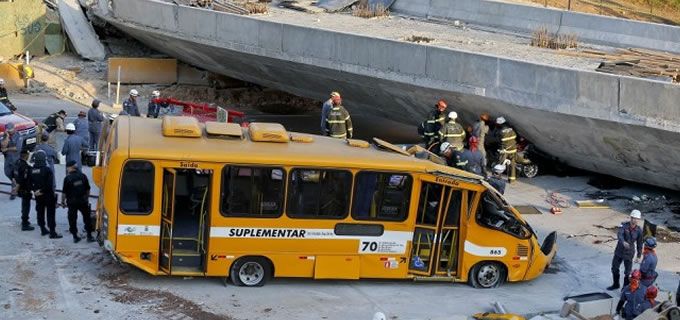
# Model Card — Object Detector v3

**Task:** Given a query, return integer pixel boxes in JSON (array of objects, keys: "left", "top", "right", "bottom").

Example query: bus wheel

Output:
[
  {"left": 230, "top": 257, "right": 271, "bottom": 287},
  {"left": 469, "top": 262, "right": 506, "bottom": 289}
]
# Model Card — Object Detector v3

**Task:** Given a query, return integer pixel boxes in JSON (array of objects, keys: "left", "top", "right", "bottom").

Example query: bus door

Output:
[
  {"left": 409, "top": 180, "right": 463, "bottom": 277},
  {"left": 160, "top": 167, "right": 212, "bottom": 275}
]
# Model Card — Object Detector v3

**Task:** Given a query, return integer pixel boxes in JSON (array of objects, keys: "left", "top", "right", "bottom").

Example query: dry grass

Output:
[
  {"left": 352, "top": 0, "right": 390, "bottom": 18},
  {"left": 531, "top": 27, "right": 578, "bottom": 49},
  {"left": 245, "top": 1, "right": 269, "bottom": 13}
]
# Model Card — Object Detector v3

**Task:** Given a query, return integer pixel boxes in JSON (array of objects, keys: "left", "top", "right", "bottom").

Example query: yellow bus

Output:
[{"left": 93, "top": 116, "right": 556, "bottom": 288}]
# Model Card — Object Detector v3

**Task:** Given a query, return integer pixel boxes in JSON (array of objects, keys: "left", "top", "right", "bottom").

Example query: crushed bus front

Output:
[{"left": 525, "top": 231, "right": 557, "bottom": 281}]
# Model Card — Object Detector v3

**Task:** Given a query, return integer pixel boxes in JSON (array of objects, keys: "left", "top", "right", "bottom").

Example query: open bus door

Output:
[
  {"left": 160, "top": 169, "right": 176, "bottom": 274},
  {"left": 408, "top": 178, "right": 468, "bottom": 279}
]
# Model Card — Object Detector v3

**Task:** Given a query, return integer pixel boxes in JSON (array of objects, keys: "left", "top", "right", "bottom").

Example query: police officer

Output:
[
  {"left": 640, "top": 237, "right": 658, "bottom": 287},
  {"left": 73, "top": 111, "right": 90, "bottom": 147},
  {"left": 439, "top": 111, "right": 466, "bottom": 151},
  {"left": 30, "top": 151, "right": 62, "bottom": 238},
  {"left": 607, "top": 210, "right": 644, "bottom": 290},
  {"left": 1, "top": 123, "right": 22, "bottom": 200},
  {"left": 44, "top": 109, "right": 67, "bottom": 151},
  {"left": 62, "top": 123, "right": 87, "bottom": 172},
  {"left": 88, "top": 99, "right": 105, "bottom": 151},
  {"left": 616, "top": 270, "right": 647, "bottom": 320},
  {"left": 32, "top": 133, "right": 59, "bottom": 188},
  {"left": 487, "top": 164, "right": 507, "bottom": 195},
  {"left": 62, "top": 160, "right": 93, "bottom": 243},
  {"left": 473, "top": 112, "right": 490, "bottom": 174},
  {"left": 123, "top": 89, "right": 141, "bottom": 116},
  {"left": 13, "top": 149, "right": 35, "bottom": 231},
  {"left": 494, "top": 117, "right": 518, "bottom": 183},
  {"left": 419, "top": 99, "right": 447, "bottom": 149},
  {"left": 324, "top": 95, "right": 353, "bottom": 139}
]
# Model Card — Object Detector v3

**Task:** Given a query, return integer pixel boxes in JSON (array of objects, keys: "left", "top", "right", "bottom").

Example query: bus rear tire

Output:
[
  {"left": 469, "top": 262, "right": 506, "bottom": 289},
  {"left": 230, "top": 256, "right": 271, "bottom": 287}
]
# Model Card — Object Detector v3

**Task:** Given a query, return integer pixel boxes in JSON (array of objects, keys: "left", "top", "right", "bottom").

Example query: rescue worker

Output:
[
  {"left": 1, "top": 123, "right": 22, "bottom": 200},
  {"left": 640, "top": 237, "right": 658, "bottom": 287},
  {"left": 30, "top": 151, "right": 62, "bottom": 238},
  {"left": 607, "top": 210, "right": 644, "bottom": 290},
  {"left": 324, "top": 94, "right": 353, "bottom": 139},
  {"left": 123, "top": 89, "right": 141, "bottom": 116},
  {"left": 320, "top": 92, "right": 340, "bottom": 135},
  {"left": 460, "top": 136, "right": 484, "bottom": 175},
  {"left": 487, "top": 164, "right": 507, "bottom": 195},
  {"left": 73, "top": 111, "right": 90, "bottom": 147},
  {"left": 616, "top": 270, "right": 647, "bottom": 320},
  {"left": 640, "top": 285, "right": 658, "bottom": 313},
  {"left": 147, "top": 90, "right": 170, "bottom": 118},
  {"left": 472, "top": 112, "right": 490, "bottom": 174},
  {"left": 87, "top": 99, "right": 105, "bottom": 151},
  {"left": 494, "top": 117, "right": 518, "bottom": 183},
  {"left": 439, "top": 111, "right": 466, "bottom": 150},
  {"left": 32, "top": 133, "right": 59, "bottom": 188},
  {"left": 44, "top": 109, "right": 67, "bottom": 151},
  {"left": 62, "top": 123, "right": 87, "bottom": 172},
  {"left": 13, "top": 149, "right": 35, "bottom": 231},
  {"left": 419, "top": 99, "right": 447, "bottom": 149},
  {"left": 62, "top": 160, "right": 93, "bottom": 243}
]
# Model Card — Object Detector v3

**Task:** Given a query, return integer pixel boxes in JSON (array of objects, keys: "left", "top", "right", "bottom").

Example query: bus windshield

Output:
[{"left": 477, "top": 191, "right": 532, "bottom": 239}]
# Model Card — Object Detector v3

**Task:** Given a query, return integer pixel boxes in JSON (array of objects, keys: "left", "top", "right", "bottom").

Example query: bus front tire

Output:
[
  {"left": 230, "top": 257, "right": 272, "bottom": 287},
  {"left": 469, "top": 262, "right": 506, "bottom": 289}
]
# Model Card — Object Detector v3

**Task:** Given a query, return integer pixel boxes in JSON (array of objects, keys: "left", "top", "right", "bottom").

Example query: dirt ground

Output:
[{"left": 507, "top": 0, "right": 680, "bottom": 26}]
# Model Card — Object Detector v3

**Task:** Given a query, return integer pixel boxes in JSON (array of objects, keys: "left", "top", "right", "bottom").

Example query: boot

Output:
[
  {"left": 86, "top": 233, "right": 95, "bottom": 243},
  {"left": 73, "top": 234, "right": 82, "bottom": 243},
  {"left": 49, "top": 232, "right": 63, "bottom": 239},
  {"left": 21, "top": 224, "right": 35, "bottom": 231},
  {"left": 623, "top": 275, "right": 630, "bottom": 287},
  {"left": 40, "top": 227, "right": 50, "bottom": 236},
  {"left": 607, "top": 273, "right": 620, "bottom": 290}
]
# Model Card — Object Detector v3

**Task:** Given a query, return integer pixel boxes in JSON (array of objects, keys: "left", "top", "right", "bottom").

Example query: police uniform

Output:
[
  {"left": 324, "top": 104, "right": 353, "bottom": 139},
  {"left": 123, "top": 97, "right": 141, "bottom": 117},
  {"left": 73, "top": 116, "right": 90, "bottom": 147},
  {"left": 30, "top": 153, "right": 60, "bottom": 238},
  {"left": 87, "top": 107, "right": 105, "bottom": 151},
  {"left": 495, "top": 123, "right": 518, "bottom": 182},
  {"left": 611, "top": 222, "right": 643, "bottom": 288},
  {"left": 62, "top": 133, "right": 87, "bottom": 172},
  {"left": 13, "top": 152, "right": 34, "bottom": 230},
  {"left": 62, "top": 163, "right": 93, "bottom": 242}
]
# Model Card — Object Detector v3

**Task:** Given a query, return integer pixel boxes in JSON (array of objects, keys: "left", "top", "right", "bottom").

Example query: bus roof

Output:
[{"left": 115, "top": 116, "right": 481, "bottom": 180}]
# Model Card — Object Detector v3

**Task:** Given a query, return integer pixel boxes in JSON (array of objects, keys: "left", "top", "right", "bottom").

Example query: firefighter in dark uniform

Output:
[
  {"left": 62, "top": 160, "right": 94, "bottom": 243},
  {"left": 30, "top": 151, "right": 62, "bottom": 238},
  {"left": 419, "top": 99, "right": 448, "bottom": 150},
  {"left": 324, "top": 98, "right": 353, "bottom": 139},
  {"left": 439, "top": 111, "right": 466, "bottom": 151},
  {"left": 494, "top": 116, "right": 518, "bottom": 183},
  {"left": 13, "top": 149, "right": 35, "bottom": 231}
]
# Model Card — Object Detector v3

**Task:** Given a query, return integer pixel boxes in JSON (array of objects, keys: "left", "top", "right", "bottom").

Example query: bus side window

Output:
[
  {"left": 287, "top": 168, "right": 352, "bottom": 219},
  {"left": 352, "top": 172, "right": 412, "bottom": 222},
  {"left": 120, "top": 160, "right": 154, "bottom": 215},
  {"left": 220, "top": 166, "right": 285, "bottom": 217},
  {"left": 416, "top": 183, "right": 443, "bottom": 226}
]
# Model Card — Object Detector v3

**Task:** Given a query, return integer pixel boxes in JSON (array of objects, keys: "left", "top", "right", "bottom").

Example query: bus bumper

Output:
[{"left": 524, "top": 231, "right": 557, "bottom": 281}]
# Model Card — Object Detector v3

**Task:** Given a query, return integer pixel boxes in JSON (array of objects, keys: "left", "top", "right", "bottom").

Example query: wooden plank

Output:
[{"left": 107, "top": 57, "right": 178, "bottom": 84}]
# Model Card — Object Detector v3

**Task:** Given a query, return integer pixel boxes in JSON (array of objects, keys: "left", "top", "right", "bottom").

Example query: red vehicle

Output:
[
  {"left": 0, "top": 101, "right": 38, "bottom": 150},
  {"left": 158, "top": 98, "right": 246, "bottom": 124}
]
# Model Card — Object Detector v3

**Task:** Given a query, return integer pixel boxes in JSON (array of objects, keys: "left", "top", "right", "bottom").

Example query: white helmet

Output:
[
  {"left": 152, "top": 90, "right": 160, "bottom": 97},
  {"left": 65, "top": 123, "right": 76, "bottom": 131},
  {"left": 448, "top": 111, "right": 458, "bottom": 120},
  {"left": 496, "top": 117, "right": 506, "bottom": 125},
  {"left": 0, "top": 78, "right": 4, "bottom": 85},
  {"left": 130, "top": 89, "right": 139, "bottom": 97},
  {"left": 630, "top": 209, "right": 642, "bottom": 219},
  {"left": 493, "top": 164, "right": 506, "bottom": 173},
  {"left": 439, "top": 142, "right": 452, "bottom": 153}
]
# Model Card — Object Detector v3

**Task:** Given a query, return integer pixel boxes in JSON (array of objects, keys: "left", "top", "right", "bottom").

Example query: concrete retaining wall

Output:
[{"left": 391, "top": 0, "right": 680, "bottom": 54}]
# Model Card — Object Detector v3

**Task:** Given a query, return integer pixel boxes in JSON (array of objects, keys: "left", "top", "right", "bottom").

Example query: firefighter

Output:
[
  {"left": 32, "top": 133, "right": 59, "bottom": 188},
  {"left": 1, "top": 123, "right": 22, "bottom": 200},
  {"left": 640, "top": 237, "right": 658, "bottom": 287},
  {"left": 473, "top": 112, "right": 490, "bottom": 174},
  {"left": 88, "top": 99, "right": 105, "bottom": 151},
  {"left": 13, "top": 149, "right": 35, "bottom": 231},
  {"left": 324, "top": 94, "right": 353, "bottom": 139},
  {"left": 62, "top": 160, "right": 93, "bottom": 243},
  {"left": 439, "top": 142, "right": 467, "bottom": 169},
  {"left": 62, "top": 123, "right": 87, "bottom": 172},
  {"left": 30, "top": 151, "right": 62, "bottom": 238},
  {"left": 607, "top": 210, "right": 644, "bottom": 290},
  {"left": 487, "top": 164, "right": 507, "bottom": 195},
  {"left": 494, "top": 117, "right": 518, "bottom": 183},
  {"left": 44, "top": 109, "right": 67, "bottom": 151},
  {"left": 320, "top": 92, "right": 340, "bottom": 135},
  {"left": 147, "top": 90, "right": 168, "bottom": 118},
  {"left": 73, "top": 111, "right": 90, "bottom": 147},
  {"left": 123, "top": 89, "right": 141, "bottom": 116},
  {"left": 439, "top": 111, "right": 466, "bottom": 151},
  {"left": 616, "top": 270, "right": 647, "bottom": 320},
  {"left": 419, "top": 99, "right": 447, "bottom": 149}
]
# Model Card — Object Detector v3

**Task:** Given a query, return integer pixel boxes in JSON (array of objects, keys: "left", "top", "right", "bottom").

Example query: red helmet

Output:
[
  {"left": 631, "top": 269, "right": 641, "bottom": 280},
  {"left": 646, "top": 286, "right": 658, "bottom": 299}
]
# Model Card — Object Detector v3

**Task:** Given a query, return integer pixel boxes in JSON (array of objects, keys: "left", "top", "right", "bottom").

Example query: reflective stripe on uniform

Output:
[
  {"left": 456, "top": 160, "right": 469, "bottom": 166},
  {"left": 441, "top": 132, "right": 465, "bottom": 138},
  {"left": 327, "top": 120, "right": 346, "bottom": 124},
  {"left": 501, "top": 135, "right": 517, "bottom": 141},
  {"left": 331, "top": 133, "right": 347, "bottom": 138}
]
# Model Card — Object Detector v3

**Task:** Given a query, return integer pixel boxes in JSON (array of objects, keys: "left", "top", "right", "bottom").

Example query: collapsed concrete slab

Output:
[{"left": 58, "top": 0, "right": 106, "bottom": 60}]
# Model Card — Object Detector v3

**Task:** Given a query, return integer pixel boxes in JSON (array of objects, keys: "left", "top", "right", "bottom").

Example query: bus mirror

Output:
[{"left": 93, "top": 166, "right": 103, "bottom": 187}]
